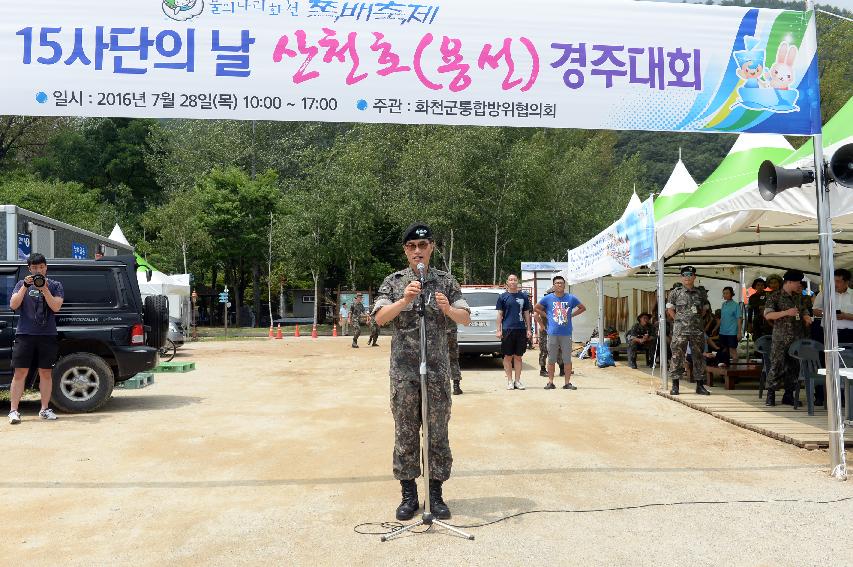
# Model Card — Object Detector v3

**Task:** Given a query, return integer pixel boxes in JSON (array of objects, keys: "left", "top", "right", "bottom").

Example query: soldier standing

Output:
[
  {"left": 366, "top": 313, "right": 380, "bottom": 346},
  {"left": 666, "top": 266, "right": 711, "bottom": 396},
  {"left": 372, "top": 222, "right": 471, "bottom": 521},
  {"left": 763, "top": 270, "right": 812, "bottom": 406},
  {"left": 350, "top": 293, "right": 365, "bottom": 348},
  {"left": 747, "top": 278, "right": 770, "bottom": 338},
  {"left": 447, "top": 320, "right": 463, "bottom": 394}
]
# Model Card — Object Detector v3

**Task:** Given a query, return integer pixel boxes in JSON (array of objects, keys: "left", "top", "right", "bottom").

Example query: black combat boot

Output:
[
  {"left": 429, "top": 479, "right": 451, "bottom": 519},
  {"left": 452, "top": 380, "right": 463, "bottom": 395},
  {"left": 781, "top": 390, "right": 795, "bottom": 406},
  {"left": 352, "top": 341, "right": 359, "bottom": 348},
  {"left": 670, "top": 379, "right": 680, "bottom": 396},
  {"left": 629, "top": 357, "right": 638, "bottom": 370},
  {"left": 695, "top": 381, "right": 711, "bottom": 395},
  {"left": 395, "top": 479, "right": 419, "bottom": 521},
  {"left": 558, "top": 363, "right": 565, "bottom": 376},
  {"left": 765, "top": 389, "right": 776, "bottom": 407},
  {"left": 539, "top": 365, "right": 548, "bottom": 377}
]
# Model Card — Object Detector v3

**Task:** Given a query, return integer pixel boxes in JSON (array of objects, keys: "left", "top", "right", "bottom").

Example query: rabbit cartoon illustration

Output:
[{"left": 765, "top": 42, "right": 797, "bottom": 90}]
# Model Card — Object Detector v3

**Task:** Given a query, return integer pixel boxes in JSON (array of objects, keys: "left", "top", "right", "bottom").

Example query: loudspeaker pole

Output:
[{"left": 807, "top": 0, "right": 846, "bottom": 480}]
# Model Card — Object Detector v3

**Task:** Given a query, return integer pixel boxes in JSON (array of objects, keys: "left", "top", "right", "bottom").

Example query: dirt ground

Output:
[{"left": 2, "top": 338, "right": 852, "bottom": 567}]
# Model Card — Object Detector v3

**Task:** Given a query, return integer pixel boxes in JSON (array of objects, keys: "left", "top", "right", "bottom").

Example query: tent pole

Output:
[
  {"left": 807, "top": 0, "right": 846, "bottom": 480},
  {"left": 597, "top": 277, "right": 605, "bottom": 351},
  {"left": 740, "top": 267, "right": 748, "bottom": 360},
  {"left": 657, "top": 256, "right": 668, "bottom": 389}
]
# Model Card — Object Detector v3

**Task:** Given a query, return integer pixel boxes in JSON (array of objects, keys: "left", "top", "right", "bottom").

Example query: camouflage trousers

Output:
[
  {"left": 767, "top": 336, "right": 800, "bottom": 392},
  {"left": 669, "top": 333, "right": 706, "bottom": 383},
  {"left": 538, "top": 329, "right": 563, "bottom": 367},
  {"left": 391, "top": 379, "right": 453, "bottom": 481},
  {"left": 448, "top": 329, "right": 461, "bottom": 382},
  {"left": 351, "top": 320, "right": 361, "bottom": 344},
  {"left": 368, "top": 320, "right": 380, "bottom": 344}
]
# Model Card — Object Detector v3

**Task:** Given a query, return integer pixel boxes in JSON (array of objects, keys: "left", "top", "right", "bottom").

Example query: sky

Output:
[{"left": 643, "top": 0, "right": 853, "bottom": 10}]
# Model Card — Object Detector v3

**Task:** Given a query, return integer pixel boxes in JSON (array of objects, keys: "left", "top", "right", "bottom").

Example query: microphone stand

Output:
[{"left": 381, "top": 275, "right": 474, "bottom": 542}]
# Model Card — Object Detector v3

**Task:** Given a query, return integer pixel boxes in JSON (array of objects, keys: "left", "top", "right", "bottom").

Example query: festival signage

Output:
[
  {"left": 1, "top": 1, "right": 820, "bottom": 134},
  {"left": 566, "top": 196, "right": 655, "bottom": 284}
]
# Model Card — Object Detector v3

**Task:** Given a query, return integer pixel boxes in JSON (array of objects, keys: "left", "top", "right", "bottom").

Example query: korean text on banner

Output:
[{"left": 1, "top": 1, "right": 820, "bottom": 135}]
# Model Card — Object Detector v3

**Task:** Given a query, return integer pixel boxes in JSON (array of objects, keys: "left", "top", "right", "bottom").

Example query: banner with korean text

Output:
[
  {"left": 1, "top": 0, "right": 820, "bottom": 134},
  {"left": 566, "top": 196, "right": 656, "bottom": 285}
]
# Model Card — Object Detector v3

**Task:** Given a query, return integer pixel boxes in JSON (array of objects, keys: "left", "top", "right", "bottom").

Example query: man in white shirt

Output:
[
  {"left": 339, "top": 302, "right": 349, "bottom": 335},
  {"left": 813, "top": 268, "right": 853, "bottom": 344}
]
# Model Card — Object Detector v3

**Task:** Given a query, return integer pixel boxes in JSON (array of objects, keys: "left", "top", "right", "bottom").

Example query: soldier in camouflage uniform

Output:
[
  {"left": 666, "top": 266, "right": 711, "bottom": 396},
  {"left": 747, "top": 278, "right": 770, "bottom": 338},
  {"left": 626, "top": 313, "right": 656, "bottom": 369},
  {"left": 349, "top": 293, "right": 366, "bottom": 348},
  {"left": 367, "top": 313, "right": 380, "bottom": 346},
  {"left": 536, "top": 287, "right": 564, "bottom": 377},
  {"left": 447, "top": 320, "right": 463, "bottom": 394},
  {"left": 372, "top": 222, "right": 471, "bottom": 521},
  {"left": 763, "top": 270, "right": 812, "bottom": 407}
]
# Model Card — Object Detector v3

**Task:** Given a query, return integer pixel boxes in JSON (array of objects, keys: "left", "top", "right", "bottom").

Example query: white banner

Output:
[
  {"left": 566, "top": 196, "right": 656, "bottom": 285},
  {"left": 1, "top": 1, "right": 820, "bottom": 134}
]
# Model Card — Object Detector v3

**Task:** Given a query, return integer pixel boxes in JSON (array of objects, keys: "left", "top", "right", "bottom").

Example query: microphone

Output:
[{"left": 416, "top": 263, "right": 426, "bottom": 285}]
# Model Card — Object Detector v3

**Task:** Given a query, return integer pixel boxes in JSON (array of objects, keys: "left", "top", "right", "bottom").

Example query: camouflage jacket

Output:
[
  {"left": 764, "top": 290, "right": 808, "bottom": 343},
  {"left": 747, "top": 291, "right": 770, "bottom": 335},
  {"left": 627, "top": 322, "right": 655, "bottom": 341},
  {"left": 350, "top": 301, "right": 366, "bottom": 322},
  {"left": 373, "top": 267, "right": 469, "bottom": 383},
  {"left": 667, "top": 285, "right": 707, "bottom": 336}
]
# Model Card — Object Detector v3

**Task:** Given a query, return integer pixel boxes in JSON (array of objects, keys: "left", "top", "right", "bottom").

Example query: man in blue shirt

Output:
[
  {"left": 718, "top": 286, "right": 742, "bottom": 364},
  {"left": 495, "top": 274, "right": 532, "bottom": 390},
  {"left": 8, "top": 253, "right": 65, "bottom": 424},
  {"left": 534, "top": 275, "right": 586, "bottom": 390}
]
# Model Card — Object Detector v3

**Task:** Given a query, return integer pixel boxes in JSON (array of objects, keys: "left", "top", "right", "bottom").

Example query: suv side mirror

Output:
[{"left": 146, "top": 269, "right": 153, "bottom": 282}]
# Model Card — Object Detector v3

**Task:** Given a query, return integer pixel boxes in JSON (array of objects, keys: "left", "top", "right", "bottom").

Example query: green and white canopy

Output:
[{"left": 656, "top": 96, "right": 853, "bottom": 277}]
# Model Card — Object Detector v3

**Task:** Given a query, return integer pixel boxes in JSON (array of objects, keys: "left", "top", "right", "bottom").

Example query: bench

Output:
[{"left": 706, "top": 363, "right": 762, "bottom": 390}]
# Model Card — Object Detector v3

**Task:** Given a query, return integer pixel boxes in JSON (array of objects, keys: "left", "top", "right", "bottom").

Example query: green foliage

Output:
[{"left": 0, "top": 172, "right": 117, "bottom": 234}]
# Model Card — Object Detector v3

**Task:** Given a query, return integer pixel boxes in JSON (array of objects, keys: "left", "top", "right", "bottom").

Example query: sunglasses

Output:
[{"left": 404, "top": 240, "right": 431, "bottom": 251}]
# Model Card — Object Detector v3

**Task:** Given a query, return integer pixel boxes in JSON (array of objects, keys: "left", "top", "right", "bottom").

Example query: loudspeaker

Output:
[
  {"left": 757, "top": 160, "right": 816, "bottom": 202},
  {"left": 829, "top": 143, "right": 853, "bottom": 189}
]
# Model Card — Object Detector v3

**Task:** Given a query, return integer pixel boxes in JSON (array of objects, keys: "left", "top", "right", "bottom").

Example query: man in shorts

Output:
[
  {"left": 534, "top": 275, "right": 585, "bottom": 390},
  {"left": 495, "top": 274, "right": 532, "bottom": 390},
  {"left": 8, "top": 253, "right": 65, "bottom": 424}
]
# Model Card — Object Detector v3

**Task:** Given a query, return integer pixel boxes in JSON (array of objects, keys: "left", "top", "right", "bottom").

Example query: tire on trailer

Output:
[
  {"left": 144, "top": 295, "right": 169, "bottom": 349},
  {"left": 51, "top": 353, "right": 115, "bottom": 413}
]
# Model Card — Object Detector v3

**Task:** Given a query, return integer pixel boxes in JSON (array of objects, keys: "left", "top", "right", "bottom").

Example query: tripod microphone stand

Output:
[{"left": 381, "top": 270, "right": 474, "bottom": 542}]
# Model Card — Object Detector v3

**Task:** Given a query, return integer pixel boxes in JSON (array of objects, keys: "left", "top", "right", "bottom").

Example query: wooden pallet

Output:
[
  {"left": 117, "top": 372, "right": 155, "bottom": 389},
  {"left": 152, "top": 361, "right": 196, "bottom": 373},
  {"left": 657, "top": 389, "right": 851, "bottom": 449}
]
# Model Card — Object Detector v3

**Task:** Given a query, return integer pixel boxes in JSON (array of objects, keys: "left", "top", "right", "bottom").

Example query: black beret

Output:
[
  {"left": 401, "top": 222, "right": 433, "bottom": 244},
  {"left": 680, "top": 265, "right": 696, "bottom": 276},
  {"left": 783, "top": 269, "right": 805, "bottom": 282}
]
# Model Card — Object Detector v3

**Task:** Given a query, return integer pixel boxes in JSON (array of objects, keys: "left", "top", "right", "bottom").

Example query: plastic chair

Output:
[
  {"left": 788, "top": 339, "right": 826, "bottom": 415},
  {"left": 754, "top": 335, "right": 773, "bottom": 399}
]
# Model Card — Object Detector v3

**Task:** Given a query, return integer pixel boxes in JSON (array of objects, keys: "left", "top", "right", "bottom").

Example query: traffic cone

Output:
[
  {"left": 311, "top": 324, "right": 318, "bottom": 339},
  {"left": 276, "top": 324, "right": 283, "bottom": 340},
  {"left": 333, "top": 323, "right": 338, "bottom": 337},
  {"left": 294, "top": 324, "right": 300, "bottom": 338},
  {"left": 268, "top": 326, "right": 274, "bottom": 339}
]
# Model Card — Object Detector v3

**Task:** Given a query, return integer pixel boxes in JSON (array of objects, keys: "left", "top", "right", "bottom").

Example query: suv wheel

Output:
[
  {"left": 51, "top": 353, "right": 115, "bottom": 413},
  {"left": 144, "top": 295, "right": 170, "bottom": 349}
]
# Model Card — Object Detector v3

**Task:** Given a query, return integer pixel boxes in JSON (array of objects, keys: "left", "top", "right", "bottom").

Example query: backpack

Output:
[{"left": 596, "top": 342, "right": 615, "bottom": 368}]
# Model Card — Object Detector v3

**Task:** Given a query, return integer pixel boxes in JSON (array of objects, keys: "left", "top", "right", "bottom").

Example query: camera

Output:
[{"left": 32, "top": 274, "right": 46, "bottom": 288}]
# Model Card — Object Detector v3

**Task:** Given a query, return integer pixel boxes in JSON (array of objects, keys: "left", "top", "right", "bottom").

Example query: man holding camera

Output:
[
  {"left": 8, "top": 253, "right": 64, "bottom": 424},
  {"left": 372, "top": 222, "right": 471, "bottom": 521},
  {"left": 627, "top": 313, "right": 656, "bottom": 369}
]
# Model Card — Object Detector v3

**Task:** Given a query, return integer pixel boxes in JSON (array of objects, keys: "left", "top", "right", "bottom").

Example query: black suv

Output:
[{"left": 0, "top": 256, "right": 168, "bottom": 412}]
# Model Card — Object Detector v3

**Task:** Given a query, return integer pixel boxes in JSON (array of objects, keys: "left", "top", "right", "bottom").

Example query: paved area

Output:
[{"left": 2, "top": 339, "right": 851, "bottom": 567}]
